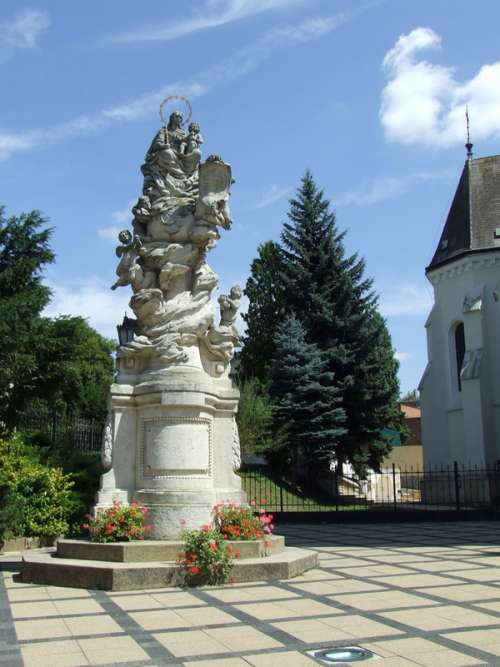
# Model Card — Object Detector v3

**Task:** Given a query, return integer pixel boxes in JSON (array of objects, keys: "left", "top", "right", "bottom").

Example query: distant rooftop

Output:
[{"left": 427, "top": 155, "right": 500, "bottom": 272}]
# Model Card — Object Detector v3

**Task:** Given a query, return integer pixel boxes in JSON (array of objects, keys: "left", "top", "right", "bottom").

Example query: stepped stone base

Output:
[
  {"left": 55, "top": 535, "right": 285, "bottom": 562},
  {"left": 21, "top": 536, "right": 318, "bottom": 591}
]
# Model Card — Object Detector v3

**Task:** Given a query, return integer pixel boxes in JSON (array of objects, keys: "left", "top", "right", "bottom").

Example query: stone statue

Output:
[
  {"left": 112, "top": 101, "right": 240, "bottom": 376},
  {"left": 97, "top": 97, "right": 244, "bottom": 539}
]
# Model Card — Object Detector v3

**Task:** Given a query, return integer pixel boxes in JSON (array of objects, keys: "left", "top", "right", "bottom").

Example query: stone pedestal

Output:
[{"left": 95, "top": 350, "right": 244, "bottom": 539}]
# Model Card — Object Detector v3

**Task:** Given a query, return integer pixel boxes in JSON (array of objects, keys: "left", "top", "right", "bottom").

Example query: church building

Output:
[{"left": 420, "top": 149, "right": 500, "bottom": 467}]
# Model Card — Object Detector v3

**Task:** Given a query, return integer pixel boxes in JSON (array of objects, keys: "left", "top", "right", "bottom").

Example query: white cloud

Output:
[
  {"left": 0, "top": 9, "right": 50, "bottom": 52},
  {"left": 0, "top": 12, "right": 350, "bottom": 161},
  {"left": 394, "top": 351, "right": 411, "bottom": 362},
  {"left": 379, "top": 283, "right": 432, "bottom": 317},
  {"left": 44, "top": 277, "right": 131, "bottom": 339},
  {"left": 334, "top": 169, "right": 452, "bottom": 206},
  {"left": 380, "top": 26, "right": 500, "bottom": 147},
  {"left": 111, "top": 201, "right": 135, "bottom": 224},
  {"left": 97, "top": 226, "right": 122, "bottom": 243},
  {"left": 109, "top": 0, "right": 304, "bottom": 44},
  {"left": 254, "top": 184, "right": 292, "bottom": 209}
]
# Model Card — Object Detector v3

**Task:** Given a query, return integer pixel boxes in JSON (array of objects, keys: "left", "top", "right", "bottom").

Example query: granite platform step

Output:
[
  {"left": 22, "top": 546, "right": 318, "bottom": 591},
  {"left": 56, "top": 534, "right": 285, "bottom": 562}
]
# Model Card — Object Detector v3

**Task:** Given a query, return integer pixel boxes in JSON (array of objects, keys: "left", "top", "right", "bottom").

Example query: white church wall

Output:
[{"left": 422, "top": 252, "right": 500, "bottom": 466}]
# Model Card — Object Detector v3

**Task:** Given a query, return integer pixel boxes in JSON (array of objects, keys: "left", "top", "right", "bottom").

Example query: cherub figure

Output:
[
  {"left": 111, "top": 230, "right": 155, "bottom": 293},
  {"left": 185, "top": 122, "right": 203, "bottom": 155},
  {"left": 218, "top": 285, "right": 242, "bottom": 326}
]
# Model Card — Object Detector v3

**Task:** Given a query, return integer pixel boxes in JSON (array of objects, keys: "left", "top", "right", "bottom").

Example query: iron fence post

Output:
[
  {"left": 280, "top": 479, "right": 284, "bottom": 513},
  {"left": 454, "top": 461, "right": 461, "bottom": 512},
  {"left": 392, "top": 463, "right": 397, "bottom": 512},
  {"left": 335, "top": 469, "right": 339, "bottom": 512}
]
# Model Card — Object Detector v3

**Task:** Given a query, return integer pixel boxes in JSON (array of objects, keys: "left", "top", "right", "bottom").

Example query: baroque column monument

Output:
[{"left": 96, "top": 97, "right": 245, "bottom": 538}]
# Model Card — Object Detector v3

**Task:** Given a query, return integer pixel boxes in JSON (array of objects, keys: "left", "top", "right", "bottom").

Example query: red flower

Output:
[
  {"left": 82, "top": 522, "right": 89, "bottom": 530},
  {"left": 190, "top": 566, "right": 200, "bottom": 575}
]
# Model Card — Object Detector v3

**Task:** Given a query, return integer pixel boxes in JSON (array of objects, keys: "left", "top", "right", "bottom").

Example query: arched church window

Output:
[{"left": 454, "top": 322, "right": 465, "bottom": 392}]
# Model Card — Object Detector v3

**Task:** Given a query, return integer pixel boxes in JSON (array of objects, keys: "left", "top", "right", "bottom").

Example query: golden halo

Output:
[{"left": 159, "top": 95, "right": 193, "bottom": 127}]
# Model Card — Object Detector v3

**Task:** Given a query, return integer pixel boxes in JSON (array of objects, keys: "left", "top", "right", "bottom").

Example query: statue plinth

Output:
[{"left": 95, "top": 103, "right": 245, "bottom": 538}]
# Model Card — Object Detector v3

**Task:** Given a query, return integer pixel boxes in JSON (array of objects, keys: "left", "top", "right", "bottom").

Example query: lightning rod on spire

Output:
[{"left": 465, "top": 105, "right": 473, "bottom": 160}]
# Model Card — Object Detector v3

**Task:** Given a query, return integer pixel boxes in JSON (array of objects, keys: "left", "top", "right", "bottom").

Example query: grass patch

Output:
[{"left": 238, "top": 470, "right": 366, "bottom": 512}]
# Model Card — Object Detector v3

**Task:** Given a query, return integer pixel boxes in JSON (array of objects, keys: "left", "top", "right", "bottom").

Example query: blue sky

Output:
[{"left": 2, "top": 0, "right": 500, "bottom": 394}]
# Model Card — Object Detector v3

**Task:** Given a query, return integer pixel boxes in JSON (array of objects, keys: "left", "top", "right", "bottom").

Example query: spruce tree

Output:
[
  {"left": 280, "top": 172, "right": 400, "bottom": 471},
  {"left": 240, "top": 241, "right": 286, "bottom": 384},
  {"left": 269, "top": 314, "right": 346, "bottom": 469}
]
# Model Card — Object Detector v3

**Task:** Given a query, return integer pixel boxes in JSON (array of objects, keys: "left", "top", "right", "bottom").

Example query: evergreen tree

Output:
[
  {"left": 279, "top": 172, "right": 401, "bottom": 471},
  {"left": 0, "top": 208, "right": 55, "bottom": 428},
  {"left": 239, "top": 241, "right": 287, "bottom": 384},
  {"left": 344, "top": 312, "right": 407, "bottom": 471},
  {"left": 269, "top": 314, "right": 345, "bottom": 469},
  {"left": 236, "top": 378, "right": 273, "bottom": 458}
]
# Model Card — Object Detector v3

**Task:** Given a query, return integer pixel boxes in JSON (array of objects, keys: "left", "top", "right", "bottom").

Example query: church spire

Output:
[{"left": 465, "top": 105, "right": 473, "bottom": 160}]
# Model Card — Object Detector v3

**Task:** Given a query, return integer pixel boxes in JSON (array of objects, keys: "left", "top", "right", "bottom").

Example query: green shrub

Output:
[
  {"left": 22, "top": 431, "right": 104, "bottom": 536},
  {"left": 0, "top": 486, "right": 26, "bottom": 540},
  {"left": 0, "top": 433, "right": 75, "bottom": 538}
]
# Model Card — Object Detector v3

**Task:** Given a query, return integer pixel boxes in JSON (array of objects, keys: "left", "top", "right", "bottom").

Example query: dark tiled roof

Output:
[{"left": 427, "top": 155, "right": 500, "bottom": 271}]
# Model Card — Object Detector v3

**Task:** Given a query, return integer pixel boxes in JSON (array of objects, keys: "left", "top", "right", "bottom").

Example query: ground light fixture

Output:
[{"left": 308, "top": 646, "right": 377, "bottom": 663}]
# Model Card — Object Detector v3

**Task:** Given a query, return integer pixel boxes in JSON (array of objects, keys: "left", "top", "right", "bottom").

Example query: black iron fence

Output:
[
  {"left": 239, "top": 462, "right": 500, "bottom": 516},
  {"left": 17, "top": 411, "right": 104, "bottom": 454}
]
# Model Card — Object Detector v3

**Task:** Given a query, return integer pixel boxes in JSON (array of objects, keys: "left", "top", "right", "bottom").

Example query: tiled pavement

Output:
[{"left": 2, "top": 521, "right": 500, "bottom": 666}]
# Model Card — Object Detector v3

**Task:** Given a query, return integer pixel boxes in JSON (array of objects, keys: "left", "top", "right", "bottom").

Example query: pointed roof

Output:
[{"left": 427, "top": 155, "right": 500, "bottom": 272}]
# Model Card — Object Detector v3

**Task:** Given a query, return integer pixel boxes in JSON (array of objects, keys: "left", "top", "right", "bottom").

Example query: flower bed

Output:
[
  {"left": 83, "top": 501, "right": 151, "bottom": 543},
  {"left": 82, "top": 500, "right": 275, "bottom": 585},
  {"left": 214, "top": 500, "right": 274, "bottom": 541},
  {"left": 177, "top": 501, "right": 275, "bottom": 585}
]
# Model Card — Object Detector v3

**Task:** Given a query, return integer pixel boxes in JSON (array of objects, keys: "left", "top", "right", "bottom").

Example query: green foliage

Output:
[
  {"left": 236, "top": 378, "right": 273, "bottom": 457},
  {"left": 17, "top": 431, "right": 104, "bottom": 535},
  {"left": 0, "top": 208, "right": 54, "bottom": 428},
  {"left": 60, "top": 451, "right": 104, "bottom": 535},
  {"left": 0, "top": 487, "right": 26, "bottom": 540},
  {"left": 30, "top": 316, "right": 115, "bottom": 421},
  {"left": 402, "top": 388, "right": 419, "bottom": 401},
  {"left": 85, "top": 501, "right": 152, "bottom": 543},
  {"left": 241, "top": 172, "right": 405, "bottom": 473},
  {"left": 270, "top": 314, "right": 346, "bottom": 468},
  {"left": 350, "top": 312, "right": 408, "bottom": 471},
  {"left": 0, "top": 433, "right": 75, "bottom": 538},
  {"left": 240, "top": 241, "right": 287, "bottom": 384},
  {"left": 0, "top": 206, "right": 115, "bottom": 426},
  {"left": 177, "top": 525, "right": 235, "bottom": 586}
]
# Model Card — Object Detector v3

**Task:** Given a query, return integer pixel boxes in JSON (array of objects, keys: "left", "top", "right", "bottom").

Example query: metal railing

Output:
[
  {"left": 238, "top": 461, "right": 500, "bottom": 514},
  {"left": 16, "top": 411, "right": 104, "bottom": 454}
]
